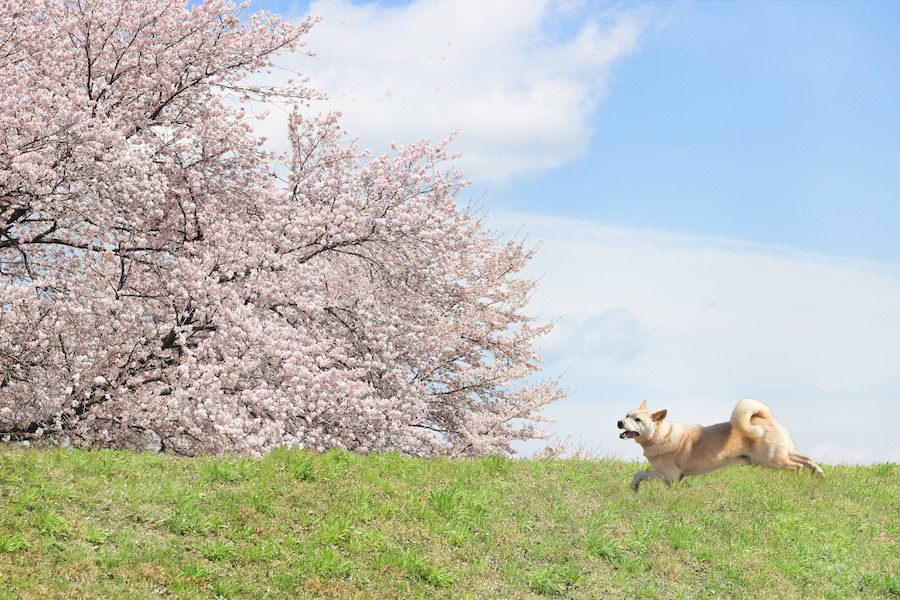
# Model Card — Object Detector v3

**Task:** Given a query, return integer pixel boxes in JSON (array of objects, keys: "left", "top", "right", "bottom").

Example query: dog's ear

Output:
[
  {"left": 651, "top": 409, "right": 667, "bottom": 422},
  {"left": 639, "top": 399, "right": 648, "bottom": 411}
]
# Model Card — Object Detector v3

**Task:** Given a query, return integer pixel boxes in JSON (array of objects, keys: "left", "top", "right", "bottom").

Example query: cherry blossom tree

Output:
[{"left": 0, "top": 0, "right": 563, "bottom": 456}]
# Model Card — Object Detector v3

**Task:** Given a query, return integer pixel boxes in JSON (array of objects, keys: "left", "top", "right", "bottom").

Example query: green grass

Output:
[{"left": 0, "top": 447, "right": 897, "bottom": 599}]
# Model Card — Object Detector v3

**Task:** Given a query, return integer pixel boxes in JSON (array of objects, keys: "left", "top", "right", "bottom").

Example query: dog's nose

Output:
[{"left": 617, "top": 420, "right": 624, "bottom": 429}]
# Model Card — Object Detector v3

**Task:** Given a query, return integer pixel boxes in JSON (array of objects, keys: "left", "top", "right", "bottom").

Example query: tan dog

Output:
[{"left": 618, "top": 398, "right": 824, "bottom": 492}]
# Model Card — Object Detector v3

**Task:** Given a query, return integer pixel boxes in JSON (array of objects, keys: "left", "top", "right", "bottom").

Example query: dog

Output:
[{"left": 618, "top": 398, "right": 824, "bottom": 492}]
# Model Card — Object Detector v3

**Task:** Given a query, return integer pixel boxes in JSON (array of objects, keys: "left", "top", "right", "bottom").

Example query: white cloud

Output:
[
  {"left": 251, "top": 0, "right": 656, "bottom": 183},
  {"left": 499, "top": 211, "right": 900, "bottom": 464},
  {"left": 540, "top": 309, "right": 650, "bottom": 366}
]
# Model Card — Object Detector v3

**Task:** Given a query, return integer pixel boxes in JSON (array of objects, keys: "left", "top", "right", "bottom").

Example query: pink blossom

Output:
[{"left": 0, "top": 0, "right": 562, "bottom": 456}]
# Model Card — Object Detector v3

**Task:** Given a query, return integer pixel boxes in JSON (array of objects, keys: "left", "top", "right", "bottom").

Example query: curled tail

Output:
[{"left": 730, "top": 398, "right": 770, "bottom": 439}]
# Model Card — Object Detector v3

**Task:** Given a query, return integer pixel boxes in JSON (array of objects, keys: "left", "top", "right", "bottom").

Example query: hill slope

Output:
[{"left": 0, "top": 448, "right": 896, "bottom": 599}]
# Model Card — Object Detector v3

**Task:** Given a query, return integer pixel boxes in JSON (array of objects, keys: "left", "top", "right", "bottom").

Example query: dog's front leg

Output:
[{"left": 630, "top": 470, "right": 670, "bottom": 492}]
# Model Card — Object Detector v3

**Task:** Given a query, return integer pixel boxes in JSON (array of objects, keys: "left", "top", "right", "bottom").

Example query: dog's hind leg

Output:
[
  {"left": 790, "top": 450, "right": 825, "bottom": 476},
  {"left": 630, "top": 470, "right": 671, "bottom": 493},
  {"left": 753, "top": 452, "right": 804, "bottom": 473},
  {"left": 758, "top": 452, "right": 818, "bottom": 475}
]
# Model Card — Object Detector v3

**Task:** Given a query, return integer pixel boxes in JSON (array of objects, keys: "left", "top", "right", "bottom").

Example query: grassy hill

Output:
[{"left": 0, "top": 447, "right": 896, "bottom": 599}]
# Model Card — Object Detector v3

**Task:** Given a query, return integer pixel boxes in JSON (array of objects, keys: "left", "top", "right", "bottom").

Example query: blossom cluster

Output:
[{"left": 0, "top": 0, "right": 563, "bottom": 455}]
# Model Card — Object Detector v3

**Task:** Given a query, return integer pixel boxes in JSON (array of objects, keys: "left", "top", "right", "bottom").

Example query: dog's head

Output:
[{"left": 617, "top": 400, "right": 667, "bottom": 442}]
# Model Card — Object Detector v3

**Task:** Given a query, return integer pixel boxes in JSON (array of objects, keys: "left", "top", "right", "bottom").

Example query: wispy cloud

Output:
[
  {"left": 497, "top": 211, "right": 900, "bottom": 464},
  {"left": 252, "top": 0, "right": 658, "bottom": 183}
]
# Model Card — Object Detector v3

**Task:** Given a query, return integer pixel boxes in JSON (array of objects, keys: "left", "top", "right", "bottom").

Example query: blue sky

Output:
[
  {"left": 247, "top": 0, "right": 900, "bottom": 463},
  {"left": 489, "top": 0, "right": 900, "bottom": 263}
]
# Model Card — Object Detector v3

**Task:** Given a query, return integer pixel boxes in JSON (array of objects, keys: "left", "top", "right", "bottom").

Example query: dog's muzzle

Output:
[{"left": 617, "top": 420, "right": 639, "bottom": 439}]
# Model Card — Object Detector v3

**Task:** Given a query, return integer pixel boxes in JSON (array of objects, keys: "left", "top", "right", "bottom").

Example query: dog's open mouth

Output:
[{"left": 619, "top": 430, "right": 639, "bottom": 439}]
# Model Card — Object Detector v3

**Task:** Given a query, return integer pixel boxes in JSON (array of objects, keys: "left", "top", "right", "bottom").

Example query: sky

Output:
[{"left": 246, "top": 0, "right": 900, "bottom": 464}]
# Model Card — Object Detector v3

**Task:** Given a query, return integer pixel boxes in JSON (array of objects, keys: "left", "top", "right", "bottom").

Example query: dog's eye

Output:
[{"left": 635, "top": 418, "right": 642, "bottom": 423}]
